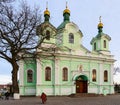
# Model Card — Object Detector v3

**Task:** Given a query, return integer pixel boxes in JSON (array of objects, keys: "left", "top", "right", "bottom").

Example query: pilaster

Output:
[
  {"left": 54, "top": 57, "right": 60, "bottom": 95},
  {"left": 36, "top": 59, "right": 42, "bottom": 85},
  {"left": 19, "top": 60, "right": 24, "bottom": 86},
  {"left": 99, "top": 63, "right": 103, "bottom": 85}
]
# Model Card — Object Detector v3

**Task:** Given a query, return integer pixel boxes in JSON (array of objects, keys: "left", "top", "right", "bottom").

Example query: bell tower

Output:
[{"left": 90, "top": 17, "right": 111, "bottom": 54}]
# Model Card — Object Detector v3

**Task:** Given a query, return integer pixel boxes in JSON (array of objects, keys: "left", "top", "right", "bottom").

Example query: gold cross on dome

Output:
[{"left": 99, "top": 16, "right": 102, "bottom": 23}]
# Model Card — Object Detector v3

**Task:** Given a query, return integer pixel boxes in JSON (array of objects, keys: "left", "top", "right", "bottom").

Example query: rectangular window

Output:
[
  {"left": 27, "top": 70, "right": 33, "bottom": 83},
  {"left": 104, "top": 70, "right": 108, "bottom": 82},
  {"left": 94, "top": 42, "right": 96, "bottom": 50},
  {"left": 92, "top": 69, "right": 96, "bottom": 82},
  {"left": 69, "top": 33, "right": 74, "bottom": 43},
  {"left": 63, "top": 68, "right": 68, "bottom": 81},
  {"left": 45, "top": 67, "right": 51, "bottom": 81}
]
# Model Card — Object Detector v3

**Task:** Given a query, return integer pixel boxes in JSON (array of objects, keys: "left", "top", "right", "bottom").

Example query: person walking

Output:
[
  {"left": 5, "top": 91, "right": 10, "bottom": 100},
  {"left": 40, "top": 92, "right": 47, "bottom": 104}
]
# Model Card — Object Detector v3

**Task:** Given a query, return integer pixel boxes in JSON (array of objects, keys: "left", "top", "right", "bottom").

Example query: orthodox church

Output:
[{"left": 19, "top": 4, "right": 115, "bottom": 96}]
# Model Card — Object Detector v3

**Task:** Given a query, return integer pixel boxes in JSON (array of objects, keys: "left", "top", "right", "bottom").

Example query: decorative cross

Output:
[
  {"left": 66, "top": 1, "right": 68, "bottom": 8},
  {"left": 46, "top": 1, "right": 48, "bottom": 9},
  {"left": 99, "top": 16, "right": 102, "bottom": 23}
]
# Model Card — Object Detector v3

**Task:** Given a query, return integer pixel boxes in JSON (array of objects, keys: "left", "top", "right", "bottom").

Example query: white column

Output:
[
  {"left": 36, "top": 59, "right": 42, "bottom": 96},
  {"left": 110, "top": 64, "right": 114, "bottom": 85},
  {"left": 110, "top": 64, "right": 114, "bottom": 93},
  {"left": 54, "top": 57, "right": 60, "bottom": 95},
  {"left": 99, "top": 63, "right": 103, "bottom": 85},
  {"left": 36, "top": 59, "right": 42, "bottom": 85},
  {"left": 16, "top": 60, "right": 24, "bottom": 99},
  {"left": 54, "top": 58, "right": 59, "bottom": 84},
  {"left": 19, "top": 60, "right": 24, "bottom": 86},
  {"left": 99, "top": 63, "right": 103, "bottom": 94}
]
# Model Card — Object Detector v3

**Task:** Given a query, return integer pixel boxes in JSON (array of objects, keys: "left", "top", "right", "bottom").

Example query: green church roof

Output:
[
  {"left": 90, "top": 33, "right": 111, "bottom": 45},
  {"left": 57, "top": 3, "right": 70, "bottom": 30},
  {"left": 57, "top": 21, "right": 70, "bottom": 30},
  {"left": 96, "top": 32, "right": 111, "bottom": 40}
]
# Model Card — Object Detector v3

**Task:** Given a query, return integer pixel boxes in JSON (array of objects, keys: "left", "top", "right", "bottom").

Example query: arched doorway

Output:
[{"left": 75, "top": 75, "right": 88, "bottom": 93}]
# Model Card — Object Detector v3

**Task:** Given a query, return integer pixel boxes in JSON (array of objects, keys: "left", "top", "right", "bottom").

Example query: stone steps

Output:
[{"left": 68, "top": 93, "right": 104, "bottom": 97}]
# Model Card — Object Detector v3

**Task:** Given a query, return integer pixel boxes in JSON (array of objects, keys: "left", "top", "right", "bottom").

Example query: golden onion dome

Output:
[
  {"left": 44, "top": 8, "right": 50, "bottom": 16},
  {"left": 98, "top": 22, "right": 103, "bottom": 28},
  {"left": 63, "top": 8, "right": 70, "bottom": 14},
  {"left": 63, "top": 2, "right": 70, "bottom": 14}
]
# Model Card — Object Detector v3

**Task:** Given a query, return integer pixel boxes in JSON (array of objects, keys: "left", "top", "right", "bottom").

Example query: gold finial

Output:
[
  {"left": 66, "top": 1, "right": 68, "bottom": 8},
  {"left": 63, "top": 1, "right": 70, "bottom": 14},
  {"left": 98, "top": 16, "right": 103, "bottom": 28},
  {"left": 44, "top": 1, "right": 50, "bottom": 16},
  {"left": 46, "top": 1, "right": 48, "bottom": 9}
]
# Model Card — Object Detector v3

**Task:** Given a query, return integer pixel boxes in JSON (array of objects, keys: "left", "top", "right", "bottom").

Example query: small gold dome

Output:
[
  {"left": 44, "top": 8, "right": 50, "bottom": 16},
  {"left": 63, "top": 2, "right": 70, "bottom": 14},
  {"left": 98, "top": 16, "right": 103, "bottom": 28},
  {"left": 63, "top": 8, "right": 70, "bottom": 14},
  {"left": 98, "top": 22, "right": 103, "bottom": 28}
]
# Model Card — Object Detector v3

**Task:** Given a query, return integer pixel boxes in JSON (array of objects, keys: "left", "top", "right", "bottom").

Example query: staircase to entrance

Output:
[{"left": 68, "top": 93, "right": 104, "bottom": 97}]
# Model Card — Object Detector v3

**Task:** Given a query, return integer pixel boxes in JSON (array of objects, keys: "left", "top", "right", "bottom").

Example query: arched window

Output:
[
  {"left": 69, "top": 33, "right": 74, "bottom": 43},
  {"left": 45, "top": 67, "right": 51, "bottom": 81},
  {"left": 94, "top": 42, "right": 96, "bottom": 50},
  {"left": 62, "top": 67, "right": 68, "bottom": 81},
  {"left": 46, "top": 30, "right": 50, "bottom": 40},
  {"left": 27, "top": 69, "right": 33, "bottom": 83},
  {"left": 92, "top": 69, "right": 96, "bottom": 82},
  {"left": 104, "top": 40, "right": 106, "bottom": 48},
  {"left": 104, "top": 70, "right": 108, "bottom": 82}
]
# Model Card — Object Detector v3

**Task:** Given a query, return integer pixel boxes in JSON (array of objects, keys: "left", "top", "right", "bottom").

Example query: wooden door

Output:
[{"left": 76, "top": 80, "right": 88, "bottom": 93}]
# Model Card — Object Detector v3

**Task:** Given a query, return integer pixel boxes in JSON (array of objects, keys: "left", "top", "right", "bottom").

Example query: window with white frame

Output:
[
  {"left": 104, "top": 70, "right": 108, "bottom": 82},
  {"left": 62, "top": 67, "right": 68, "bottom": 81},
  {"left": 104, "top": 40, "right": 106, "bottom": 48},
  {"left": 27, "top": 69, "right": 33, "bottom": 83},
  {"left": 69, "top": 33, "right": 74, "bottom": 43},
  {"left": 92, "top": 69, "right": 96, "bottom": 82},
  {"left": 45, "top": 67, "right": 51, "bottom": 81}
]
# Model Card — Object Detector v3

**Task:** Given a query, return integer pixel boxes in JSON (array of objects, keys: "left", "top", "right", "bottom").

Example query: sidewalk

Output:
[{"left": 0, "top": 94, "right": 120, "bottom": 105}]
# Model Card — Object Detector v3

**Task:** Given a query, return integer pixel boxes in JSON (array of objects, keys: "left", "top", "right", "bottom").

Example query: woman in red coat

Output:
[{"left": 40, "top": 92, "right": 47, "bottom": 104}]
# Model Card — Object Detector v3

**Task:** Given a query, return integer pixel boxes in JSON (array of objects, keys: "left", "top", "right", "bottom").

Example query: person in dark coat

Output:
[
  {"left": 40, "top": 92, "right": 47, "bottom": 104},
  {"left": 5, "top": 91, "right": 10, "bottom": 100}
]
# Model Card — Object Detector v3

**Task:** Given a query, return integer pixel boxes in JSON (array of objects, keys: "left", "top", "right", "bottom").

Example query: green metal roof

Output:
[{"left": 57, "top": 21, "right": 70, "bottom": 30}]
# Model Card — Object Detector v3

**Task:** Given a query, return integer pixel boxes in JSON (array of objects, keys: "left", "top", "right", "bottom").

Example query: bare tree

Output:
[
  {"left": 0, "top": 0, "right": 15, "bottom": 3},
  {"left": 113, "top": 67, "right": 120, "bottom": 75},
  {"left": 0, "top": 1, "right": 45, "bottom": 93}
]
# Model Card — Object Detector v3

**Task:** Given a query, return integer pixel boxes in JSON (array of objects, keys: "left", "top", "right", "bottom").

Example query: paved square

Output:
[{"left": 0, "top": 95, "right": 120, "bottom": 105}]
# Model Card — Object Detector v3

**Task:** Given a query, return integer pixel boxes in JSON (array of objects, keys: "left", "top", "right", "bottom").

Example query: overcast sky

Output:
[{"left": 0, "top": 0, "right": 120, "bottom": 84}]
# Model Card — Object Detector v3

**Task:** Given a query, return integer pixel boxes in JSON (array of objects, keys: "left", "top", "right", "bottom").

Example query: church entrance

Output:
[{"left": 75, "top": 75, "right": 88, "bottom": 93}]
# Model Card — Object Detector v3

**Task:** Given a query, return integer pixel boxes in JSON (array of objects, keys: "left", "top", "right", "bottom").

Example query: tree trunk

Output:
[{"left": 11, "top": 61, "right": 19, "bottom": 93}]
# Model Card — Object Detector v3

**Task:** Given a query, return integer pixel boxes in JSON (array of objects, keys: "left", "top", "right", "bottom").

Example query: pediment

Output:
[
  {"left": 36, "top": 22, "right": 57, "bottom": 36},
  {"left": 65, "top": 22, "right": 83, "bottom": 37}
]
